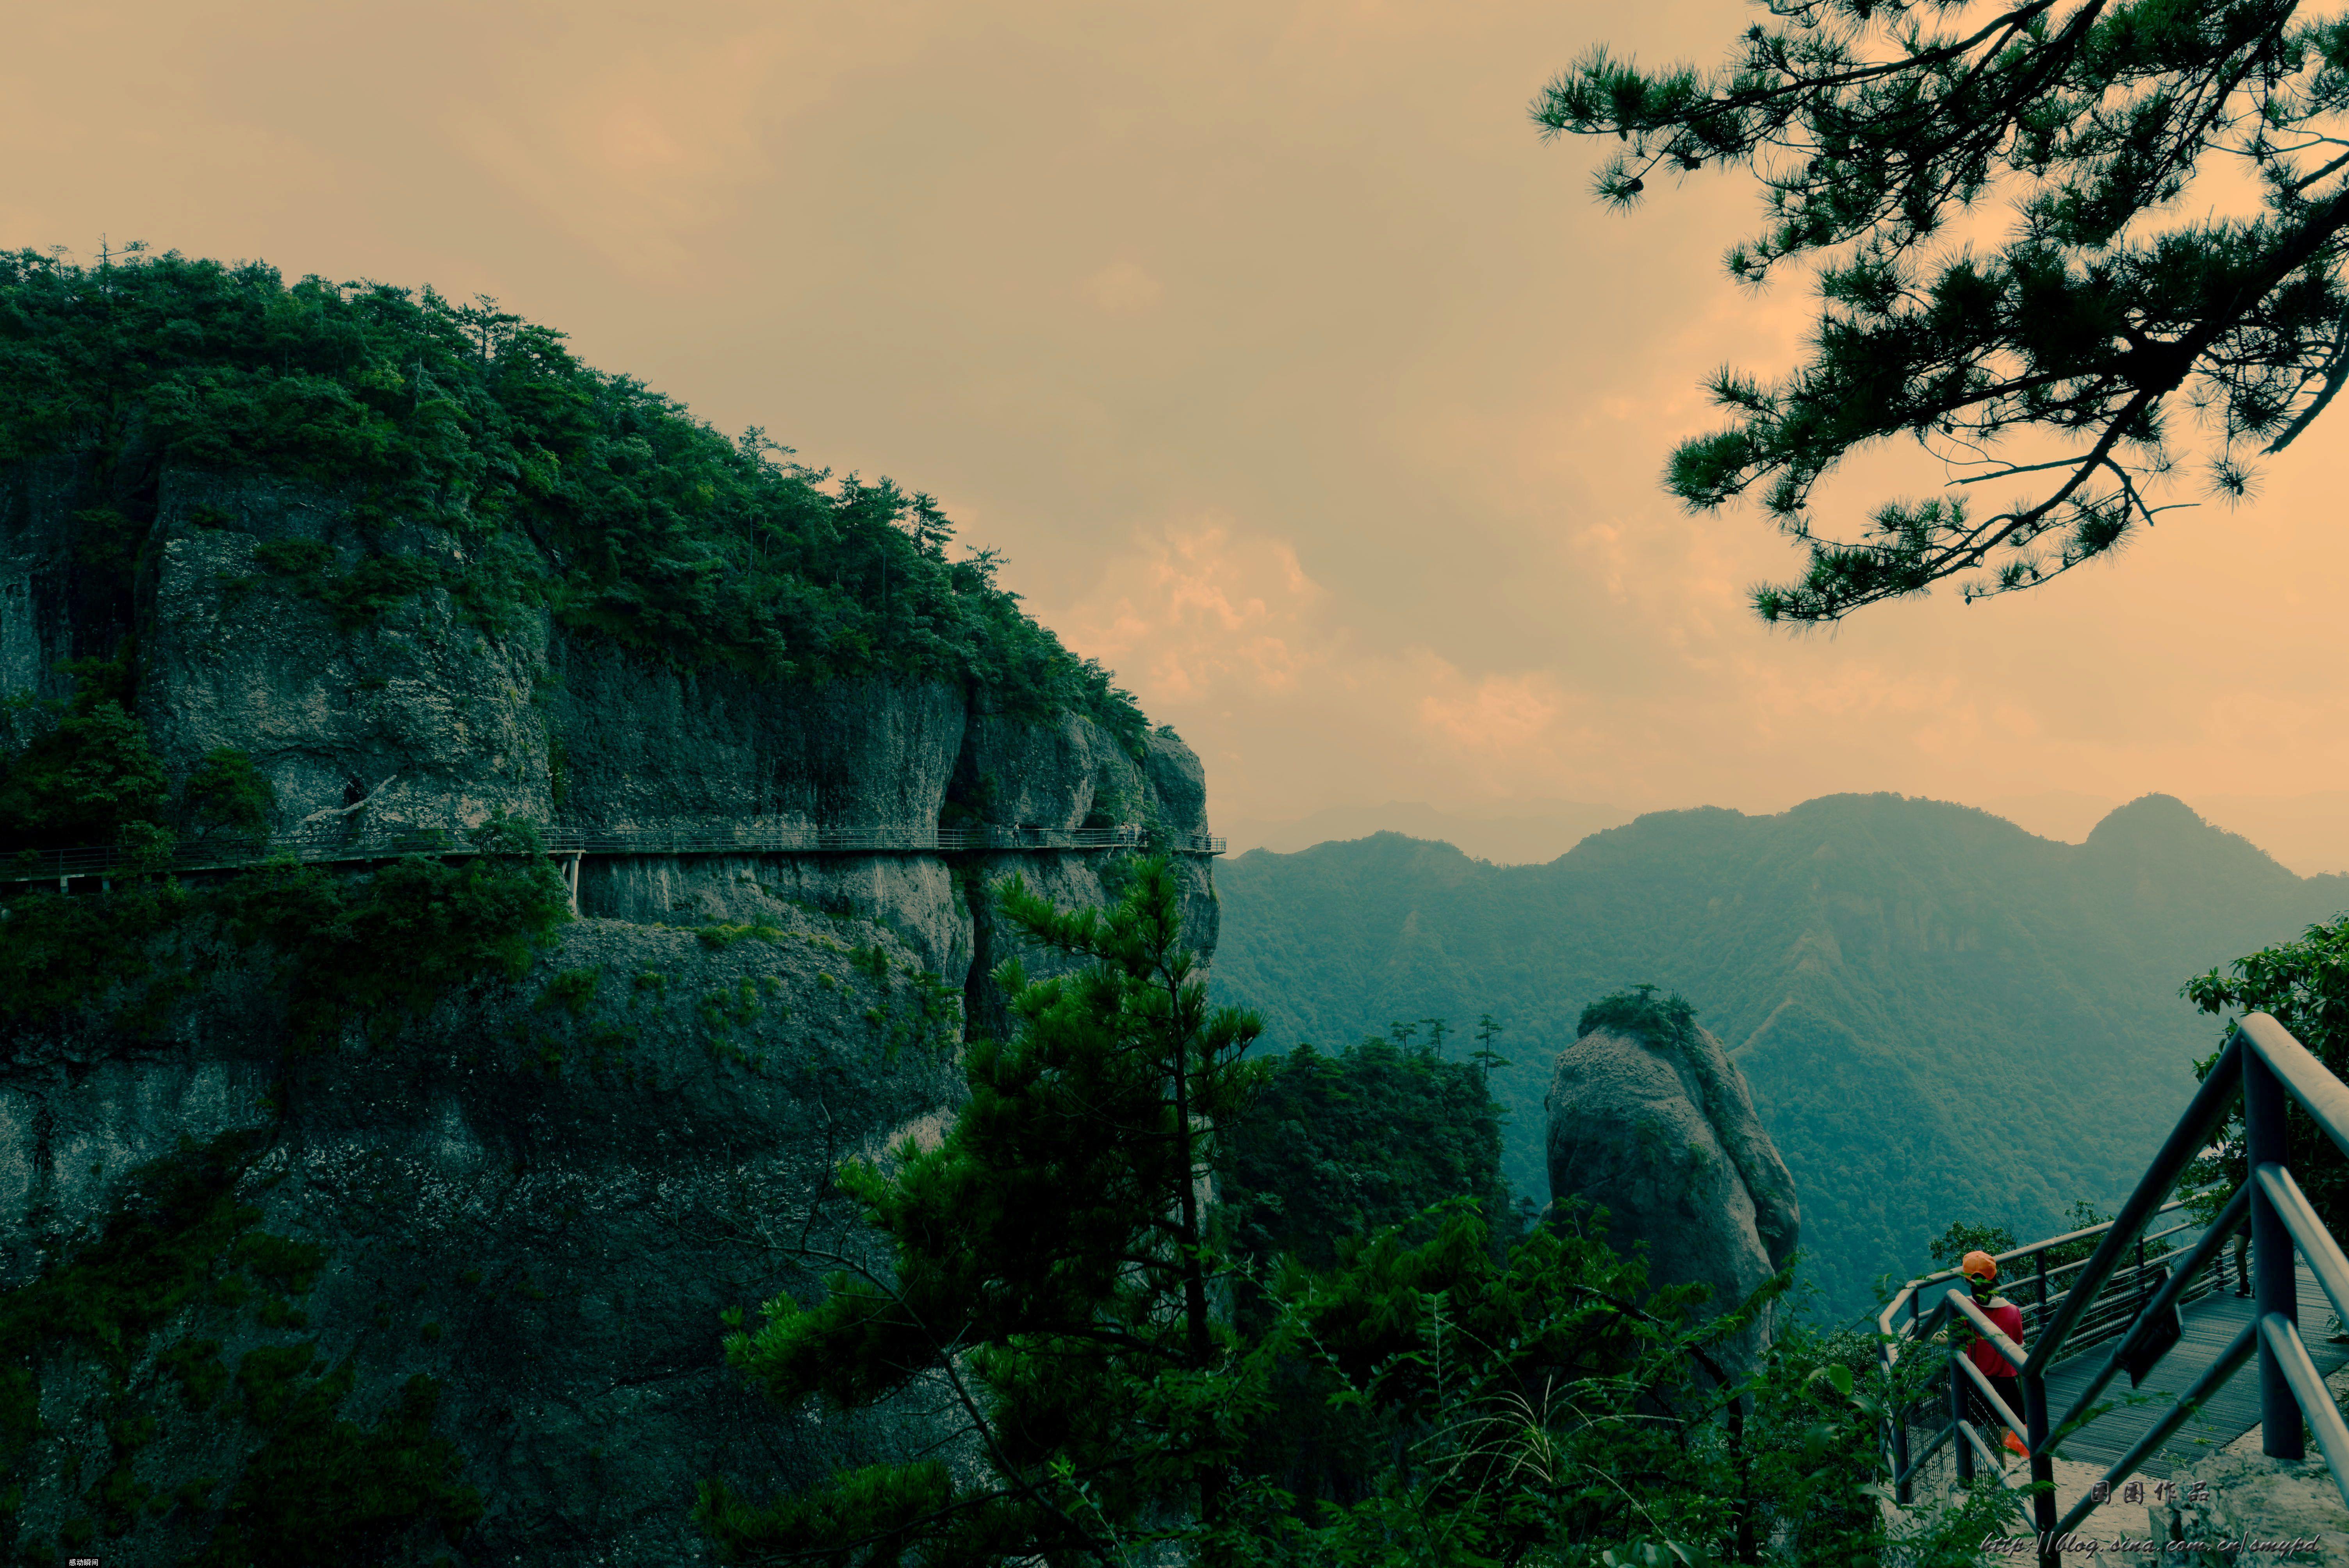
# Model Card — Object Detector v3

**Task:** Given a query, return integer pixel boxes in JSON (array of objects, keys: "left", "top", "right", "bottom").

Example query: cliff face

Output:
[
  {"left": 143, "top": 468, "right": 556, "bottom": 837},
  {"left": 0, "top": 461, "right": 1217, "bottom": 1565}
]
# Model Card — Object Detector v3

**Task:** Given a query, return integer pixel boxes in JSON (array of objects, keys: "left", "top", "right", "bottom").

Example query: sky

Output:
[{"left": 11, "top": 2, "right": 2349, "bottom": 867}]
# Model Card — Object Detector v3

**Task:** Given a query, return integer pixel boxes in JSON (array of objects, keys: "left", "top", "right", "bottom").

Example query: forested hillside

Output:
[{"left": 1210, "top": 793, "right": 2349, "bottom": 1311}]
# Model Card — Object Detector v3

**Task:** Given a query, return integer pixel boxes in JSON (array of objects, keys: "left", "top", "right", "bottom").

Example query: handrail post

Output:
[
  {"left": 2037, "top": 1251, "right": 2048, "bottom": 1323},
  {"left": 2245, "top": 1035, "right": 2305, "bottom": 1461},
  {"left": 2026, "top": 1371, "right": 2058, "bottom": 1568},
  {"left": 1896, "top": 1288, "right": 1921, "bottom": 1503},
  {"left": 1889, "top": 1304, "right": 1912, "bottom": 1505},
  {"left": 1950, "top": 1340, "right": 1973, "bottom": 1489}
]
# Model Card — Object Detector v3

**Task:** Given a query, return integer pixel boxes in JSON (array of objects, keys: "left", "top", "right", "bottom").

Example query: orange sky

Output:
[{"left": 11, "top": 2, "right": 2349, "bottom": 862}]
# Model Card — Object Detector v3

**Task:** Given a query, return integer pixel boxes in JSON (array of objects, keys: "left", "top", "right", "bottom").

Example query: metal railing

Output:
[
  {"left": 1873, "top": 1012, "right": 2349, "bottom": 1566},
  {"left": 1882, "top": 1202, "right": 2217, "bottom": 1387},
  {"left": 0, "top": 821, "right": 1226, "bottom": 886}
]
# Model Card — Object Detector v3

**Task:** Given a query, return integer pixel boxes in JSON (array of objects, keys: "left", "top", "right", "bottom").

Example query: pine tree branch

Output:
[{"left": 2263, "top": 304, "right": 2349, "bottom": 452}]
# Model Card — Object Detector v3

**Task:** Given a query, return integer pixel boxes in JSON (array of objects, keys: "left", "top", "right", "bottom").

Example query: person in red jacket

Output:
[{"left": 1960, "top": 1249, "right": 2030, "bottom": 1460}]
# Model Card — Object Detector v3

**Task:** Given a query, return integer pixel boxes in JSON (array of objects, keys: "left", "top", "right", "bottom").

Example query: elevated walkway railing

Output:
[
  {"left": 0, "top": 821, "right": 1226, "bottom": 887},
  {"left": 1883, "top": 1199, "right": 2221, "bottom": 1393},
  {"left": 1874, "top": 1012, "right": 2349, "bottom": 1566}
]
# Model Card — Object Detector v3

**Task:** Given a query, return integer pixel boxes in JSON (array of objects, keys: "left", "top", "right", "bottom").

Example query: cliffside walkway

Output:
[
  {"left": 1877, "top": 1012, "right": 2349, "bottom": 1565},
  {"left": 0, "top": 822, "right": 1226, "bottom": 889},
  {"left": 1892, "top": 1210, "right": 2349, "bottom": 1479}
]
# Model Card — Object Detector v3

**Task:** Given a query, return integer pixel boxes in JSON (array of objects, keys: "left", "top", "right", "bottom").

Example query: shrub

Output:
[
  {"left": 0, "top": 698, "right": 170, "bottom": 850},
  {"left": 182, "top": 747, "right": 274, "bottom": 840}
]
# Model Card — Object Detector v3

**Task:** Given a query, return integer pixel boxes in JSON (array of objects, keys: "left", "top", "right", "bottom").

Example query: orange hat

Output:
[{"left": 1962, "top": 1250, "right": 1999, "bottom": 1283}]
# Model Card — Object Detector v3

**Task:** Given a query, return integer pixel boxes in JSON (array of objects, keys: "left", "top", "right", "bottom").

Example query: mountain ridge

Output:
[{"left": 1210, "top": 791, "right": 2349, "bottom": 1310}]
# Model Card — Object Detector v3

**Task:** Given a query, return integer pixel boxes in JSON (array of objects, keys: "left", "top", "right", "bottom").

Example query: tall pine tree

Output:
[{"left": 697, "top": 858, "right": 1264, "bottom": 1564}]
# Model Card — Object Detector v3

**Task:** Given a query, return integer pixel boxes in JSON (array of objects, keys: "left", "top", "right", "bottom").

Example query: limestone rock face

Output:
[
  {"left": 548, "top": 639, "right": 967, "bottom": 838},
  {"left": 955, "top": 711, "right": 1144, "bottom": 831},
  {"left": 579, "top": 852, "right": 975, "bottom": 985},
  {"left": 0, "top": 462, "right": 1224, "bottom": 1566},
  {"left": 143, "top": 473, "right": 555, "bottom": 835},
  {"left": 1142, "top": 729, "right": 1210, "bottom": 838},
  {"left": 2155, "top": 1448, "right": 2349, "bottom": 1565},
  {"left": 1545, "top": 1023, "right": 1799, "bottom": 1368},
  {"left": 0, "top": 457, "right": 90, "bottom": 720},
  {"left": 0, "top": 912, "right": 966, "bottom": 1566},
  {"left": 13, "top": 460, "right": 1218, "bottom": 1000}
]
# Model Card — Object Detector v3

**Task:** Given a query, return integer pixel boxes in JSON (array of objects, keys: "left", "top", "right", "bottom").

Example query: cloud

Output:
[
  {"left": 22, "top": 0, "right": 2349, "bottom": 838},
  {"left": 441, "top": 41, "right": 787, "bottom": 277},
  {"left": 1063, "top": 517, "right": 1322, "bottom": 700},
  {"left": 1083, "top": 260, "right": 1163, "bottom": 313},
  {"left": 433, "top": 5, "right": 923, "bottom": 280},
  {"left": 1055, "top": 518, "right": 1603, "bottom": 803},
  {"left": 1416, "top": 666, "right": 1570, "bottom": 752}
]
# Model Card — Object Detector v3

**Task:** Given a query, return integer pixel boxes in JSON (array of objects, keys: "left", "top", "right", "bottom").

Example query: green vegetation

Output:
[
  {"left": 705, "top": 861, "right": 2015, "bottom": 1565},
  {"left": 537, "top": 966, "right": 602, "bottom": 1016},
  {"left": 181, "top": 748, "right": 275, "bottom": 841},
  {"left": 2183, "top": 911, "right": 2349, "bottom": 1237},
  {"left": 0, "top": 1130, "right": 477, "bottom": 1565},
  {"left": 213, "top": 817, "right": 569, "bottom": 1048},
  {"left": 243, "top": 537, "right": 446, "bottom": 630},
  {"left": 1540, "top": 3, "right": 2349, "bottom": 622},
  {"left": 1924, "top": 1221, "right": 2018, "bottom": 1275},
  {"left": 693, "top": 922, "right": 783, "bottom": 950},
  {"left": 1219, "top": 1035, "right": 1517, "bottom": 1281},
  {"left": 0, "top": 816, "right": 568, "bottom": 1049},
  {"left": 0, "top": 875, "right": 196, "bottom": 1034},
  {"left": 200, "top": 1358, "right": 479, "bottom": 1568},
  {"left": 699, "top": 858, "right": 1264, "bottom": 1560},
  {"left": 1210, "top": 792, "right": 2349, "bottom": 1308},
  {"left": 0, "top": 654, "right": 168, "bottom": 855},
  {"left": 1576, "top": 985, "right": 1697, "bottom": 1051},
  {"left": 0, "top": 248, "right": 1144, "bottom": 742},
  {"left": 0, "top": 1129, "right": 273, "bottom": 1531},
  {"left": 0, "top": 656, "right": 262, "bottom": 859}
]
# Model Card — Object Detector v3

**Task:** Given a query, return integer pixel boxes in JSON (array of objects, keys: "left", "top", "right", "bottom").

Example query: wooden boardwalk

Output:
[{"left": 2040, "top": 1262, "right": 2349, "bottom": 1477}]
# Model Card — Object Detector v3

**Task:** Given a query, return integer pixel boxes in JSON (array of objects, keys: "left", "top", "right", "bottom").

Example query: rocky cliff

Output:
[
  {"left": 1544, "top": 995, "right": 1799, "bottom": 1375},
  {"left": 0, "top": 454, "right": 1218, "bottom": 1565}
]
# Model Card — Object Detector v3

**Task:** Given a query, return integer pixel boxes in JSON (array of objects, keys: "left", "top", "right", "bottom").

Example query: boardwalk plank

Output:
[{"left": 2030, "top": 1263, "right": 2347, "bottom": 1477}]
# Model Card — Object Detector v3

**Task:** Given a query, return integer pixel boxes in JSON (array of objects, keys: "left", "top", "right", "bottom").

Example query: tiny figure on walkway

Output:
[{"left": 1961, "top": 1249, "right": 2030, "bottom": 1461}]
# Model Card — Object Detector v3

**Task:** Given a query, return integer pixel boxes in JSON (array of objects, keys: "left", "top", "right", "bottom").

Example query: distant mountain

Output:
[
  {"left": 1221, "top": 800, "right": 1635, "bottom": 865},
  {"left": 1224, "top": 790, "right": 2349, "bottom": 876},
  {"left": 2188, "top": 791, "right": 2349, "bottom": 877},
  {"left": 1978, "top": 790, "right": 2349, "bottom": 876},
  {"left": 1208, "top": 793, "right": 2349, "bottom": 1313}
]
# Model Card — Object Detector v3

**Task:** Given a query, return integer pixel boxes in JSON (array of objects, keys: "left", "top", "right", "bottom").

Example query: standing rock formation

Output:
[{"left": 1545, "top": 993, "right": 1799, "bottom": 1372}]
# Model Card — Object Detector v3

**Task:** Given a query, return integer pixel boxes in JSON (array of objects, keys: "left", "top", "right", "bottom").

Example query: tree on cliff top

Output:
[
  {"left": 0, "top": 249, "right": 1146, "bottom": 747},
  {"left": 1536, "top": 2, "right": 2349, "bottom": 622}
]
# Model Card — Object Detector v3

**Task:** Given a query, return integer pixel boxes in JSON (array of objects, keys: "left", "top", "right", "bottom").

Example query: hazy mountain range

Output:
[
  {"left": 1208, "top": 793, "right": 2349, "bottom": 1312},
  {"left": 1222, "top": 792, "right": 2349, "bottom": 877}
]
